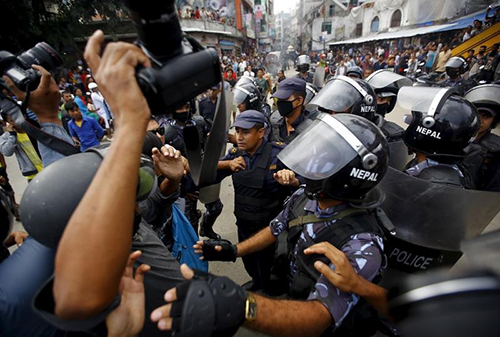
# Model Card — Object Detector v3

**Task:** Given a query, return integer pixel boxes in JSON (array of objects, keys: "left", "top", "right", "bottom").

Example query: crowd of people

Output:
[
  {"left": 0, "top": 17, "right": 500, "bottom": 337},
  {"left": 178, "top": 6, "right": 235, "bottom": 26}
]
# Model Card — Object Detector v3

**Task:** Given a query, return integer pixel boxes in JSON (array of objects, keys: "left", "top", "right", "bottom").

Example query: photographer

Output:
[{"left": 2, "top": 65, "right": 75, "bottom": 166}]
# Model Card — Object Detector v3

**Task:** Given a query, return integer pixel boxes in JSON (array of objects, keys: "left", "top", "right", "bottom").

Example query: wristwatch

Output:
[{"left": 245, "top": 292, "right": 257, "bottom": 321}]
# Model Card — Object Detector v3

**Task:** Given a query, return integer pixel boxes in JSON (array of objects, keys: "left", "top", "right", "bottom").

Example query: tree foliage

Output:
[{"left": 0, "top": 0, "right": 127, "bottom": 62}]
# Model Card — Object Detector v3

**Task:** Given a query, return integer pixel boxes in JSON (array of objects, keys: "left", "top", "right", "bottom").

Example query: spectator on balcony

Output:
[
  {"left": 463, "top": 26, "right": 473, "bottom": 42},
  {"left": 195, "top": 7, "right": 200, "bottom": 19},
  {"left": 471, "top": 19, "right": 483, "bottom": 37},
  {"left": 201, "top": 7, "right": 208, "bottom": 20}
]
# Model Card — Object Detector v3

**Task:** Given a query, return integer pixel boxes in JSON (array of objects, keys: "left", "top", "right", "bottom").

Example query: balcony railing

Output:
[{"left": 179, "top": 18, "right": 245, "bottom": 39}]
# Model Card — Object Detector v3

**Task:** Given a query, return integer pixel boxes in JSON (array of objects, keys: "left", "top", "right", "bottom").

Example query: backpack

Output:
[{"left": 171, "top": 204, "right": 208, "bottom": 272}]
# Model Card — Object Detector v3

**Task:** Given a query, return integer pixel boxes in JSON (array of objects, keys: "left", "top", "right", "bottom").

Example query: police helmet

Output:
[
  {"left": 0, "top": 189, "right": 15, "bottom": 245},
  {"left": 233, "top": 82, "right": 263, "bottom": 111},
  {"left": 296, "top": 55, "right": 311, "bottom": 72},
  {"left": 235, "top": 75, "right": 260, "bottom": 89},
  {"left": 346, "top": 66, "right": 364, "bottom": 79},
  {"left": 464, "top": 84, "right": 500, "bottom": 129},
  {"left": 21, "top": 144, "right": 157, "bottom": 248},
  {"left": 445, "top": 56, "right": 469, "bottom": 79},
  {"left": 400, "top": 87, "right": 480, "bottom": 160},
  {"left": 366, "top": 70, "right": 413, "bottom": 115},
  {"left": 305, "top": 83, "right": 319, "bottom": 105},
  {"left": 307, "top": 76, "right": 377, "bottom": 121},
  {"left": 278, "top": 113, "right": 389, "bottom": 202}
]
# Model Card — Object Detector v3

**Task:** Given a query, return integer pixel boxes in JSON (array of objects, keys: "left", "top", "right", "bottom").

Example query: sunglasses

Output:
[{"left": 149, "top": 127, "right": 165, "bottom": 136}]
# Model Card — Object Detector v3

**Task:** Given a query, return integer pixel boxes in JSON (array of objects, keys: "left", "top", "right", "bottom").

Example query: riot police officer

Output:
[
  {"left": 366, "top": 69, "right": 413, "bottom": 141},
  {"left": 307, "top": 75, "right": 377, "bottom": 121},
  {"left": 211, "top": 111, "right": 297, "bottom": 292},
  {"left": 159, "top": 102, "right": 223, "bottom": 239},
  {"left": 440, "top": 56, "right": 475, "bottom": 95},
  {"left": 346, "top": 66, "right": 364, "bottom": 79},
  {"left": 161, "top": 114, "right": 390, "bottom": 337},
  {"left": 463, "top": 84, "right": 500, "bottom": 191},
  {"left": 399, "top": 87, "right": 480, "bottom": 188},
  {"left": 294, "top": 55, "right": 314, "bottom": 83},
  {"left": 270, "top": 78, "right": 312, "bottom": 143}
]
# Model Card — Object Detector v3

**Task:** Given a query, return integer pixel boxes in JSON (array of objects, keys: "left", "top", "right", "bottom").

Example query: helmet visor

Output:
[
  {"left": 366, "top": 70, "right": 413, "bottom": 89},
  {"left": 464, "top": 84, "right": 500, "bottom": 107},
  {"left": 278, "top": 116, "right": 358, "bottom": 180},
  {"left": 233, "top": 86, "right": 249, "bottom": 105},
  {"left": 307, "top": 79, "right": 361, "bottom": 112},
  {"left": 397, "top": 86, "right": 451, "bottom": 113}
]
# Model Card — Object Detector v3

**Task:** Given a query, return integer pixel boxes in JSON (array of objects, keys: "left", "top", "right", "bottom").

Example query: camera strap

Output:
[{"left": 1, "top": 92, "right": 79, "bottom": 156}]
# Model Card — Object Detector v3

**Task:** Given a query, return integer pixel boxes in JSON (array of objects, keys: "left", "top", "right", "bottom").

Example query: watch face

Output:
[{"left": 246, "top": 296, "right": 257, "bottom": 320}]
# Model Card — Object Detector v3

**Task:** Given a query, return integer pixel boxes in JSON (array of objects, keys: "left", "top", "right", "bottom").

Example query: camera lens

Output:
[{"left": 17, "top": 42, "right": 63, "bottom": 72}]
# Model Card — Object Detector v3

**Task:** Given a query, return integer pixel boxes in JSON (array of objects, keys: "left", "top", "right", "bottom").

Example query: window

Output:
[
  {"left": 322, "top": 21, "right": 332, "bottom": 35},
  {"left": 329, "top": 4, "right": 335, "bottom": 17},
  {"left": 391, "top": 10, "right": 402, "bottom": 28},
  {"left": 371, "top": 16, "right": 380, "bottom": 32},
  {"left": 355, "top": 23, "right": 363, "bottom": 37}
]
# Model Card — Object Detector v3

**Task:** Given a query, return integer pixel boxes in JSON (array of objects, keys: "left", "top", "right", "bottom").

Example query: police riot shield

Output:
[
  {"left": 379, "top": 167, "right": 500, "bottom": 274},
  {"left": 313, "top": 65, "right": 325, "bottom": 88},
  {"left": 199, "top": 89, "right": 233, "bottom": 203},
  {"left": 388, "top": 140, "right": 413, "bottom": 171},
  {"left": 184, "top": 83, "right": 231, "bottom": 186}
]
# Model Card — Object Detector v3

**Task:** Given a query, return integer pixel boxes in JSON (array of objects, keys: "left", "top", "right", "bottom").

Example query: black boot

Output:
[{"left": 199, "top": 212, "right": 221, "bottom": 239}]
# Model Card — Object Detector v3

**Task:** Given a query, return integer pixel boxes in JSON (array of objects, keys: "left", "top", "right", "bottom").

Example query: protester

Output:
[{"left": 66, "top": 101, "right": 104, "bottom": 151}]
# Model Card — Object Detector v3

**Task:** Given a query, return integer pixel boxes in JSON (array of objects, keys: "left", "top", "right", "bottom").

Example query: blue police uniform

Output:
[
  {"left": 270, "top": 78, "right": 313, "bottom": 143},
  {"left": 215, "top": 110, "right": 298, "bottom": 291},
  {"left": 294, "top": 72, "right": 314, "bottom": 83},
  {"left": 198, "top": 96, "right": 218, "bottom": 121},
  {"left": 270, "top": 188, "right": 386, "bottom": 335}
]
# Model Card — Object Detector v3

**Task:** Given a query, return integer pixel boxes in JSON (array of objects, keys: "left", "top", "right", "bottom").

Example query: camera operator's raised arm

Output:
[{"left": 53, "top": 30, "right": 152, "bottom": 319}]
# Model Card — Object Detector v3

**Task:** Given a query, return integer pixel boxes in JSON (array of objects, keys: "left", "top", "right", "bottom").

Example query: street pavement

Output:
[{"left": 5, "top": 68, "right": 499, "bottom": 336}]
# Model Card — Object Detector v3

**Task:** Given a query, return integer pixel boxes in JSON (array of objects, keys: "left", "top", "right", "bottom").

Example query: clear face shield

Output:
[
  {"left": 277, "top": 114, "right": 377, "bottom": 180},
  {"left": 307, "top": 77, "right": 362, "bottom": 113},
  {"left": 366, "top": 69, "right": 413, "bottom": 89}
]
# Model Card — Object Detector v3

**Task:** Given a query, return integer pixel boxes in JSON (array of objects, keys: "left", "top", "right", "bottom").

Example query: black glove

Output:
[
  {"left": 170, "top": 270, "right": 246, "bottom": 337},
  {"left": 202, "top": 239, "right": 237, "bottom": 262}
]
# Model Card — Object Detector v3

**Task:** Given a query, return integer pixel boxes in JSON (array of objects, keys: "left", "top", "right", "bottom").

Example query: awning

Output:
[
  {"left": 182, "top": 27, "right": 233, "bottom": 36},
  {"left": 329, "top": 23, "right": 456, "bottom": 46},
  {"left": 435, "top": 5, "right": 500, "bottom": 32}
]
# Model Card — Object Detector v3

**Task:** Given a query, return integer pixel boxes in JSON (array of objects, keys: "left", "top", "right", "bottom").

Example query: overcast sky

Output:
[{"left": 274, "top": 0, "right": 298, "bottom": 14}]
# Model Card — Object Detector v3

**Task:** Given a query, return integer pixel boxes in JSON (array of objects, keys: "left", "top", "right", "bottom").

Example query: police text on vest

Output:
[
  {"left": 416, "top": 125, "right": 441, "bottom": 139},
  {"left": 350, "top": 168, "right": 378, "bottom": 181}
]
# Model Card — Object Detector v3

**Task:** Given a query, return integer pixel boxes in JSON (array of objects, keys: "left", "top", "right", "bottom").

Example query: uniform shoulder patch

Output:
[{"left": 272, "top": 141, "right": 285, "bottom": 148}]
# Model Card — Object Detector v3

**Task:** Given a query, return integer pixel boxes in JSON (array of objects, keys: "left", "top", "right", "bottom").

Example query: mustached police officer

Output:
[
  {"left": 270, "top": 78, "right": 311, "bottom": 143},
  {"left": 175, "top": 114, "right": 390, "bottom": 337},
  {"left": 210, "top": 110, "right": 298, "bottom": 292},
  {"left": 399, "top": 87, "right": 480, "bottom": 188}
]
